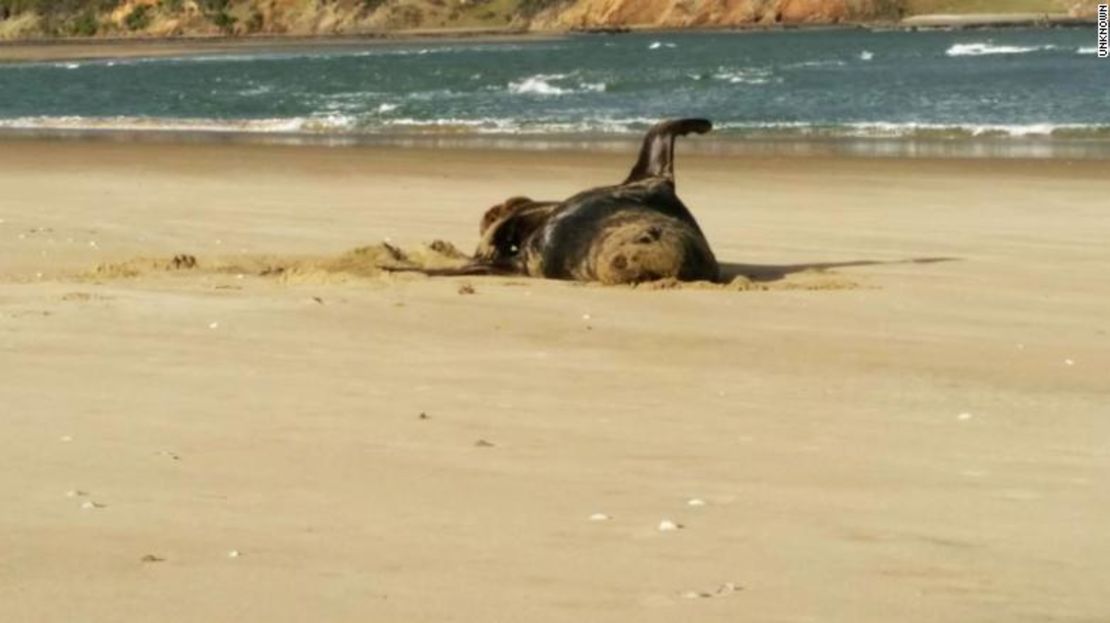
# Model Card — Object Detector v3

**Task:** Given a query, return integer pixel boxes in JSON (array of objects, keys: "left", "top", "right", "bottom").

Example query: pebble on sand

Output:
[
  {"left": 658, "top": 519, "right": 683, "bottom": 532},
  {"left": 957, "top": 412, "right": 973, "bottom": 421},
  {"left": 687, "top": 498, "right": 706, "bottom": 507},
  {"left": 81, "top": 501, "right": 104, "bottom": 510},
  {"left": 589, "top": 513, "right": 611, "bottom": 521},
  {"left": 140, "top": 554, "right": 165, "bottom": 563},
  {"left": 208, "top": 322, "right": 220, "bottom": 329},
  {"left": 227, "top": 550, "right": 241, "bottom": 558},
  {"left": 1064, "top": 359, "right": 1075, "bottom": 366},
  {"left": 65, "top": 490, "right": 87, "bottom": 498}
]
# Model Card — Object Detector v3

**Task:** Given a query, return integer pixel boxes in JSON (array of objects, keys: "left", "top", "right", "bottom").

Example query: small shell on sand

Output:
[
  {"left": 208, "top": 322, "right": 219, "bottom": 329},
  {"left": 957, "top": 412, "right": 973, "bottom": 421},
  {"left": 81, "top": 501, "right": 104, "bottom": 510},
  {"left": 682, "top": 582, "right": 739, "bottom": 599},
  {"left": 589, "top": 513, "right": 611, "bottom": 521},
  {"left": 59, "top": 435, "right": 73, "bottom": 442},
  {"left": 687, "top": 498, "right": 706, "bottom": 507},
  {"left": 658, "top": 519, "right": 683, "bottom": 532},
  {"left": 227, "top": 550, "right": 241, "bottom": 558},
  {"left": 65, "top": 490, "right": 87, "bottom": 498},
  {"left": 581, "top": 313, "right": 591, "bottom": 320},
  {"left": 1064, "top": 359, "right": 1075, "bottom": 366}
]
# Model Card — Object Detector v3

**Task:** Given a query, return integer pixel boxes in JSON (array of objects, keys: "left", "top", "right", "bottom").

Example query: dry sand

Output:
[{"left": 1, "top": 138, "right": 1108, "bottom": 622}]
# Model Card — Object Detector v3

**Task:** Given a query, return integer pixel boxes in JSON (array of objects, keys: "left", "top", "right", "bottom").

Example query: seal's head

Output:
[
  {"left": 475, "top": 196, "right": 560, "bottom": 266},
  {"left": 479, "top": 196, "right": 536, "bottom": 237}
]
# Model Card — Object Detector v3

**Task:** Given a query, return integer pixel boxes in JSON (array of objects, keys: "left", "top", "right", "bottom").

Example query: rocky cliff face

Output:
[
  {"left": 531, "top": 0, "right": 899, "bottom": 29},
  {"left": 0, "top": 0, "right": 1087, "bottom": 39}
]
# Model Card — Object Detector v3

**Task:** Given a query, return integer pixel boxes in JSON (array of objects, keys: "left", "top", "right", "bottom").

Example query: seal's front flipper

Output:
[
  {"left": 379, "top": 262, "right": 516, "bottom": 277},
  {"left": 623, "top": 118, "right": 712, "bottom": 186}
]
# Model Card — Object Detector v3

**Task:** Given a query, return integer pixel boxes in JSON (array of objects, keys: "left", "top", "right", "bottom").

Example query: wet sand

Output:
[{"left": 1, "top": 138, "right": 1108, "bottom": 622}]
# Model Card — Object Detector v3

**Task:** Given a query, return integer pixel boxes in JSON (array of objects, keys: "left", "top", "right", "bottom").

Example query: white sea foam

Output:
[
  {"left": 0, "top": 115, "right": 310, "bottom": 134},
  {"left": 860, "top": 51, "right": 874, "bottom": 61},
  {"left": 1076, "top": 46, "right": 1098, "bottom": 55},
  {"left": 237, "top": 84, "right": 274, "bottom": 97},
  {"left": 509, "top": 74, "right": 570, "bottom": 95},
  {"left": 946, "top": 42, "right": 1055, "bottom": 57},
  {"left": 701, "top": 120, "right": 1110, "bottom": 140},
  {"left": 377, "top": 103, "right": 399, "bottom": 113},
  {"left": 2, "top": 115, "right": 1105, "bottom": 140},
  {"left": 507, "top": 74, "right": 605, "bottom": 96},
  {"left": 648, "top": 41, "right": 677, "bottom": 50},
  {"left": 787, "top": 60, "right": 847, "bottom": 69},
  {"left": 713, "top": 68, "right": 775, "bottom": 85}
]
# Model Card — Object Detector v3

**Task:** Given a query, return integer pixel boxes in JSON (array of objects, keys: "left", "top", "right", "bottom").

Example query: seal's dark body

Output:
[
  {"left": 525, "top": 176, "right": 718, "bottom": 283},
  {"left": 461, "top": 118, "right": 719, "bottom": 284}
]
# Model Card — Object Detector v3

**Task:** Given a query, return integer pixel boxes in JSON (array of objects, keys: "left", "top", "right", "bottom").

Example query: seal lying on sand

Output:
[{"left": 405, "top": 118, "right": 719, "bottom": 284}]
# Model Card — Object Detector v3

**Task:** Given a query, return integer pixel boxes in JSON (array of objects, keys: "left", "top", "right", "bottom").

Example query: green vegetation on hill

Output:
[
  {"left": 0, "top": 0, "right": 1093, "bottom": 40},
  {"left": 1, "top": 0, "right": 118, "bottom": 35},
  {"left": 904, "top": 0, "right": 1070, "bottom": 13}
]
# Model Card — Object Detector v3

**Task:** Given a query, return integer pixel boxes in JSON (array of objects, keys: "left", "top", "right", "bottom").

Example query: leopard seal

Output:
[{"left": 405, "top": 118, "right": 719, "bottom": 284}]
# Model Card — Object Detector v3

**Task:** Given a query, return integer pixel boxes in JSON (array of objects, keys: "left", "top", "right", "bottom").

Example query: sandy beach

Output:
[
  {"left": 0, "top": 31, "right": 554, "bottom": 64},
  {"left": 1, "top": 137, "right": 1107, "bottom": 622}
]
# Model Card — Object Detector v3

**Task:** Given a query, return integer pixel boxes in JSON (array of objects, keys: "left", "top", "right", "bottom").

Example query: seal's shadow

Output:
[{"left": 719, "top": 257, "right": 960, "bottom": 283}]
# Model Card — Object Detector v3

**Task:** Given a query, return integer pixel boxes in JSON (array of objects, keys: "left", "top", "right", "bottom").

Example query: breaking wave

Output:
[
  {"left": 712, "top": 68, "right": 777, "bottom": 85},
  {"left": 3, "top": 115, "right": 1109, "bottom": 141},
  {"left": 507, "top": 74, "right": 606, "bottom": 96},
  {"left": 946, "top": 42, "right": 1057, "bottom": 57}
]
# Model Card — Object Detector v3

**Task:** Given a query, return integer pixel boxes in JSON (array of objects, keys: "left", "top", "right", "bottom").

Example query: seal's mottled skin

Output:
[{"left": 432, "top": 118, "right": 719, "bottom": 284}]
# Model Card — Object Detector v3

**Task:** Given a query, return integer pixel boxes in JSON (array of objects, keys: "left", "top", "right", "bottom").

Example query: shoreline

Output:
[
  {"left": 0, "top": 17, "right": 1097, "bottom": 63},
  {"left": 0, "top": 29, "right": 560, "bottom": 63},
  {"left": 2, "top": 128, "right": 1109, "bottom": 161}
]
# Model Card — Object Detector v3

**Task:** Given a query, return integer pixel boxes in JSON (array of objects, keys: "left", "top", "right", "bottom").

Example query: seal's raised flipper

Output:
[{"left": 622, "top": 118, "right": 712, "bottom": 186}]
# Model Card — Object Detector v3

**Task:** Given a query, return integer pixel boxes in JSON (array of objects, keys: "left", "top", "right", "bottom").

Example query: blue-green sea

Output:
[{"left": 1, "top": 28, "right": 1107, "bottom": 151}]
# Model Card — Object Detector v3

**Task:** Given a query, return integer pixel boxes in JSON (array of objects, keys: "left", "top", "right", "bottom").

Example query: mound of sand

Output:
[
  {"left": 79, "top": 240, "right": 861, "bottom": 292},
  {"left": 83, "top": 241, "right": 471, "bottom": 284}
]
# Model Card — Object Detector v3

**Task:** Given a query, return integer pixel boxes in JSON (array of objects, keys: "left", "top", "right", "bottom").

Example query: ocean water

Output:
[{"left": 1, "top": 28, "right": 1107, "bottom": 148}]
